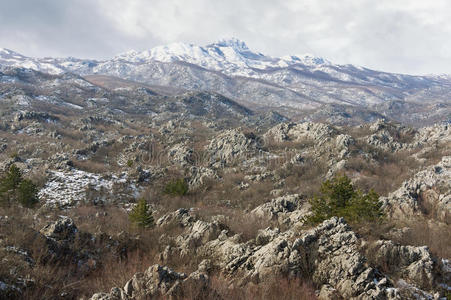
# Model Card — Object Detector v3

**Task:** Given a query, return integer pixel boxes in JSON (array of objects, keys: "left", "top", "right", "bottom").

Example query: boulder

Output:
[
  {"left": 40, "top": 216, "right": 78, "bottom": 241},
  {"left": 251, "top": 194, "right": 310, "bottom": 226},
  {"left": 89, "top": 264, "right": 209, "bottom": 300},
  {"left": 206, "top": 128, "right": 260, "bottom": 168},
  {"left": 380, "top": 156, "right": 451, "bottom": 221}
]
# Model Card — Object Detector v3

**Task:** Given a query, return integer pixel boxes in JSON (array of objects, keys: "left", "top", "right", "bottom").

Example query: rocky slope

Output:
[{"left": 0, "top": 53, "right": 450, "bottom": 299}]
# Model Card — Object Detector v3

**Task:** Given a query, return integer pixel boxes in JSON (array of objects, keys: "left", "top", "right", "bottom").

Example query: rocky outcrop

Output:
[
  {"left": 163, "top": 219, "right": 225, "bottom": 258},
  {"left": 156, "top": 208, "right": 196, "bottom": 227},
  {"left": 187, "top": 166, "right": 218, "bottom": 188},
  {"left": 13, "top": 111, "right": 59, "bottom": 123},
  {"left": 206, "top": 128, "right": 260, "bottom": 168},
  {"left": 414, "top": 124, "right": 450, "bottom": 146},
  {"left": 264, "top": 122, "right": 337, "bottom": 144},
  {"left": 251, "top": 194, "right": 311, "bottom": 226},
  {"left": 200, "top": 217, "right": 399, "bottom": 298},
  {"left": 40, "top": 216, "right": 78, "bottom": 241},
  {"left": 380, "top": 156, "right": 451, "bottom": 221},
  {"left": 168, "top": 143, "right": 194, "bottom": 166},
  {"left": 372, "top": 240, "right": 436, "bottom": 289},
  {"left": 48, "top": 153, "right": 73, "bottom": 170},
  {"left": 90, "top": 264, "right": 209, "bottom": 300}
]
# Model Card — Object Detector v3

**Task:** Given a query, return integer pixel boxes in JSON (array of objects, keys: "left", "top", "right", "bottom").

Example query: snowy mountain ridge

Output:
[
  {"left": 105, "top": 38, "right": 331, "bottom": 78},
  {"left": 1, "top": 39, "right": 450, "bottom": 125},
  {"left": 0, "top": 38, "right": 330, "bottom": 77}
]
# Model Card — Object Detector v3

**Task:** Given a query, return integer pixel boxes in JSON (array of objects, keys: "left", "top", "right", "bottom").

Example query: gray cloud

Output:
[{"left": 0, "top": 0, "right": 450, "bottom": 74}]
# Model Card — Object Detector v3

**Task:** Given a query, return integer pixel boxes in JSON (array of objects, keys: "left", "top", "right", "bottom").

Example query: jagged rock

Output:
[
  {"left": 244, "top": 171, "right": 273, "bottom": 182},
  {"left": 199, "top": 217, "right": 401, "bottom": 298},
  {"left": 369, "top": 119, "right": 389, "bottom": 132},
  {"left": 364, "top": 119, "right": 420, "bottom": 152},
  {"left": 156, "top": 208, "right": 196, "bottom": 227},
  {"left": 414, "top": 124, "right": 450, "bottom": 146},
  {"left": 373, "top": 240, "right": 435, "bottom": 289},
  {"left": 251, "top": 194, "right": 310, "bottom": 226},
  {"left": 13, "top": 110, "right": 58, "bottom": 123},
  {"left": 318, "top": 284, "right": 341, "bottom": 300},
  {"left": 366, "top": 131, "right": 404, "bottom": 152},
  {"left": 89, "top": 264, "right": 209, "bottom": 300},
  {"left": 48, "top": 153, "right": 73, "bottom": 170},
  {"left": 380, "top": 156, "right": 451, "bottom": 221},
  {"left": 40, "top": 216, "right": 78, "bottom": 241},
  {"left": 175, "top": 220, "right": 223, "bottom": 253},
  {"left": 206, "top": 128, "right": 260, "bottom": 168},
  {"left": 326, "top": 159, "right": 347, "bottom": 178},
  {"left": 295, "top": 218, "right": 399, "bottom": 299},
  {"left": 290, "top": 153, "right": 304, "bottom": 164},
  {"left": 255, "top": 227, "right": 280, "bottom": 246},
  {"left": 168, "top": 143, "right": 194, "bottom": 166},
  {"left": 335, "top": 134, "right": 354, "bottom": 149},
  {"left": 264, "top": 122, "right": 337, "bottom": 144},
  {"left": 188, "top": 166, "right": 218, "bottom": 188}
]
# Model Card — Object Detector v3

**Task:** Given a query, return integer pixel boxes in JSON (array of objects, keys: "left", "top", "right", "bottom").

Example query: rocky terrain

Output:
[{"left": 0, "top": 45, "right": 450, "bottom": 299}]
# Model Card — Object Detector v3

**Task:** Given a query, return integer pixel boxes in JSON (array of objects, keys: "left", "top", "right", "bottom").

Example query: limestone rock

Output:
[
  {"left": 168, "top": 143, "right": 194, "bottom": 166},
  {"left": 380, "top": 156, "right": 451, "bottom": 221},
  {"left": 264, "top": 122, "right": 337, "bottom": 144},
  {"left": 251, "top": 194, "right": 310, "bottom": 226},
  {"left": 89, "top": 264, "right": 209, "bottom": 300},
  {"left": 373, "top": 240, "right": 435, "bottom": 288},
  {"left": 206, "top": 128, "right": 260, "bottom": 168},
  {"left": 40, "top": 216, "right": 78, "bottom": 241},
  {"left": 156, "top": 208, "right": 196, "bottom": 228},
  {"left": 188, "top": 166, "right": 218, "bottom": 188}
]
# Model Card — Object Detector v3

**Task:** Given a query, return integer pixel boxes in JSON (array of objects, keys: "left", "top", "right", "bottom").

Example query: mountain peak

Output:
[
  {"left": 209, "top": 38, "right": 249, "bottom": 51},
  {"left": 0, "top": 48, "right": 23, "bottom": 57}
]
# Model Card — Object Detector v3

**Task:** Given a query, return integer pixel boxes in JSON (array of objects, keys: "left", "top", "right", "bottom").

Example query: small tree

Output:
[
  {"left": 0, "top": 164, "right": 39, "bottom": 208},
  {"left": 163, "top": 178, "right": 189, "bottom": 196},
  {"left": 307, "top": 174, "right": 383, "bottom": 224},
  {"left": 17, "top": 179, "right": 39, "bottom": 208},
  {"left": 1, "top": 164, "right": 23, "bottom": 191},
  {"left": 129, "top": 198, "right": 154, "bottom": 228}
]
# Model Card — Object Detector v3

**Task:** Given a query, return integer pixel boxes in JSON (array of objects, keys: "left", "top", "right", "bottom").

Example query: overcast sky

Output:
[{"left": 1, "top": 0, "right": 450, "bottom": 75}]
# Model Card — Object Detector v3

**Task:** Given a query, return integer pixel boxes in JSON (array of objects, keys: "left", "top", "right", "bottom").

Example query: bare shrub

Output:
[{"left": 211, "top": 275, "right": 318, "bottom": 300}]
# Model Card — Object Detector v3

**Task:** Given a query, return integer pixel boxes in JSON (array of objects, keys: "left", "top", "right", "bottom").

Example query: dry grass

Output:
[
  {"left": 346, "top": 150, "right": 420, "bottom": 196},
  {"left": 72, "top": 160, "right": 110, "bottom": 174},
  {"left": 211, "top": 275, "right": 318, "bottom": 300},
  {"left": 393, "top": 220, "right": 451, "bottom": 259}
]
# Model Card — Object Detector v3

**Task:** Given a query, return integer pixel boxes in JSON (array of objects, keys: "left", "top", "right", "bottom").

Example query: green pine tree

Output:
[
  {"left": 163, "top": 178, "right": 189, "bottom": 196},
  {"left": 17, "top": 179, "right": 39, "bottom": 208},
  {"left": 306, "top": 174, "right": 383, "bottom": 224},
  {"left": 0, "top": 164, "right": 39, "bottom": 208},
  {"left": 129, "top": 198, "right": 154, "bottom": 228},
  {"left": 2, "top": 164, "right": 23, "bottom": 191}
]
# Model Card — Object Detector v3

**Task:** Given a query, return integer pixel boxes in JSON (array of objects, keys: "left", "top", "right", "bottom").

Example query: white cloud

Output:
[{"left": 0, "top": 0, "right": 451, "bottom": 74}]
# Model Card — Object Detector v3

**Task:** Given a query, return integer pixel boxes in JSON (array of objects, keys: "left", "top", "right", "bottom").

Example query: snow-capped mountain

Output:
[
  {"left": 0, "top": 38, "right": 330, "bottom": 77},
  {"left": 0, "top": 38, "right": 450, "bottom": 124},
  {"left": 113, "top": 38, "right": 330, "bottom": 77}
]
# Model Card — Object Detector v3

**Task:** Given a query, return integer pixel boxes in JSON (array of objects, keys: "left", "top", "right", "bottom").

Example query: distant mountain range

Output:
[{"left": 1, "top": 38, "right": 450, "bottom": 125}]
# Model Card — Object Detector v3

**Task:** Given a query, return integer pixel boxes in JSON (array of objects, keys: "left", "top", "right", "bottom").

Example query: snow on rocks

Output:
[{"left": 38, "top": 169, "right": 139, "bottom": 208}]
